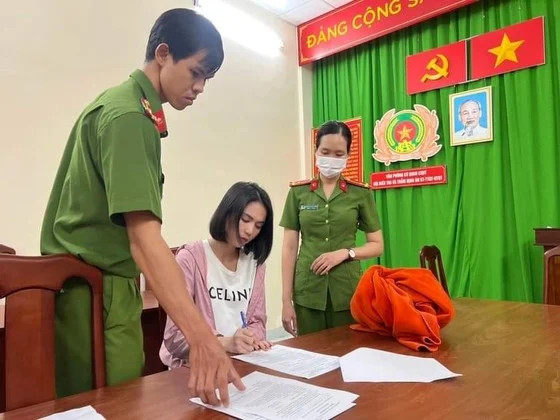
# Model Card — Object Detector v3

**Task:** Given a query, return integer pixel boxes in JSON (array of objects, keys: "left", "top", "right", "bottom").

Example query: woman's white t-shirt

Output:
[{"left": 202, "top": 240, "right": 257, "bottom": 337}]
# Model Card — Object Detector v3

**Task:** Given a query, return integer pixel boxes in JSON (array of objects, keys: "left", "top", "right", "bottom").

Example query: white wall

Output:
[
  {"left": 0, "top": 0, "right": 308, "bottom": 328},
  {"left": 298, "top": 64, "right": 314, "bottom": 178}
]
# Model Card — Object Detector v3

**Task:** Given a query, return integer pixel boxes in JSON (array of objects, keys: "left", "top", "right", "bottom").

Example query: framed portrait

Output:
[{"left": 449, "top": 86, "right": 493, "bottom": 146}]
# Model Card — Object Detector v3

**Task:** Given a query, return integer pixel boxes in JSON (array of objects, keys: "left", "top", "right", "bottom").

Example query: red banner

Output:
[
  {"left": 298, "top": 0, "right": 478, "bottom": 65},
  {"left": 312, "top": 118, "right": 363, "bottom": 182},
  {"left": 471, "top": 17, "right": 545, "bottom": 80},
  {"left": 370, "top": 165, "right": 447, "bottom": 190},
  {"left": 406, "top": 41, "right": 467, "bottom": 95}
]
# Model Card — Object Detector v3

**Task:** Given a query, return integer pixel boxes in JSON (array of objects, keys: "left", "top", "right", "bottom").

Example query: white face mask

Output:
[{"left": 316, "top": 155, "right": 347, "bottom": 178}]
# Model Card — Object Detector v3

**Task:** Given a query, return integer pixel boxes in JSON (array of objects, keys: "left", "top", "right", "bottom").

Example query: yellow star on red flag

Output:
[
  {"left": 471, "top": 17, "right": 545, "bottom": 80},
  {"left": 488, "top": 33, "right": 525, "bottom": 68}
]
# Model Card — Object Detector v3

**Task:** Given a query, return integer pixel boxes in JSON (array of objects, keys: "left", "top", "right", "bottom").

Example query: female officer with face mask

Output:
[{"left": 279, "top": 120, "right": 384, "bottom": 336}]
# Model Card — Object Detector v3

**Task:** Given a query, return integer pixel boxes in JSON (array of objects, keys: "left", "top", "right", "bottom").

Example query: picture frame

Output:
[{"left": 449, "top": 86, "right": 493, "bottom": 146}]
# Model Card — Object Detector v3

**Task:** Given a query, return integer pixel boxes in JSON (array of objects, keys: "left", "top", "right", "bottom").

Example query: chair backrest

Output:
[
  {"left": 0, "top": 245, "right": 15, "bottom": 255},
  {"left": 544, "top": 245, "right": 560, "bottom": 305},
  {"left": 419, "top": 245, "right": 450, "bottom": 295},
  {"left": 0, "top": 254, "right": 106, "bottom": 411}
]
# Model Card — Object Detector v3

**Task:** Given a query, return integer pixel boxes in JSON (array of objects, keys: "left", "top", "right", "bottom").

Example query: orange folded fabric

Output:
[{"left": 350, "top": 265, "right": 455, "bottom": 352}]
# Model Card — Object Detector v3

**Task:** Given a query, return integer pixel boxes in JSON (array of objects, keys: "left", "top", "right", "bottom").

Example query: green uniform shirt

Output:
[
  {"left": 40, "top": 70, "right": 165, "bottom": 278},
  {"left": 280, "top": 177, "right": 381, "bottom": 312}
]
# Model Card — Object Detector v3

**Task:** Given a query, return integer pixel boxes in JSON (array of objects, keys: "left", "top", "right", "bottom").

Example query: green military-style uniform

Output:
[
  {"left": 40, "top": 70, "right": 167, "bottom": 397},
  {"left": 280, "top": 176, "right": 381, "bottom": 335}
]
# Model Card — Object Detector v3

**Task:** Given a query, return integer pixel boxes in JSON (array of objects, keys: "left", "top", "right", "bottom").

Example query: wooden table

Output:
[{"left": 2, "top": 298, "right": 560, "bottom": 419}]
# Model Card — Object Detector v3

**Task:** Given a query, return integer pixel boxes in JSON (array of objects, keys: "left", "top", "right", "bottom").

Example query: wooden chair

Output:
[
  {"left": 544, "top": 245, "right": 560, "bottom": 305},
  {"left": 0, "top": 245, "right": 15, "bottom": 255},
  {"left": 0, "top": 254, "right": 105, "bottom": 411},
  {"left": 419, "top": 245, "right": 450, "bottom": 295}
]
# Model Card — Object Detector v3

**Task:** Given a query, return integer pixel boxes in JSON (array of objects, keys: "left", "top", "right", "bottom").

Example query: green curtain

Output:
[{"left": 313, "top": 0, "right": 560, "bottom": 302}]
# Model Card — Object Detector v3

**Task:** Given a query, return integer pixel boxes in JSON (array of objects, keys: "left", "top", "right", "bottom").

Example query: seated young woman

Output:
[{"left": 160, "top": 182, "right": 274, "bottom": 368}]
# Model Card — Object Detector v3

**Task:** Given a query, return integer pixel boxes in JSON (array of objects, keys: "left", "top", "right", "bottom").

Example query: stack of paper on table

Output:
[
  {"left": 232, "top": 345, "right": 339, "bottom": 379},
  {"left": 39, "top": 405, "right": 105, "bottom": 420},
  {"left": 340, "top": 347, "right": 462, "bottom": 383},
  {"left": 190, "top": 371, "right": 358, "bottom": 420}
]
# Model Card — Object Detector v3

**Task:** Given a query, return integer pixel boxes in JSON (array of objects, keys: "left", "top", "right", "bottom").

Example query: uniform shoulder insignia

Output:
[
  {"left": 289, "top": 179, "right": 312, "bottom": 187},
  {"left": 346, "top": 179, "right": 372, "bottom": 189}
]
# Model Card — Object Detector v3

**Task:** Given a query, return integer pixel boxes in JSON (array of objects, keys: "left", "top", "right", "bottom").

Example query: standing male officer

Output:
[{"left": 41, "top": 8, "right": 243, "bottom": 406}]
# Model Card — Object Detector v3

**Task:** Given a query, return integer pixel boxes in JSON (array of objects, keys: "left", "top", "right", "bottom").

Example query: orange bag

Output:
[{"left": 350, "top": 265, "right": 454, "bottom": 351}]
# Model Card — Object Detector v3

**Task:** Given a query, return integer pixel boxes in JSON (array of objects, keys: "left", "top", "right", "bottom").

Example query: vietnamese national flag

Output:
[
  {"left": 470, "top": 17, "right": 545, "bottom": 80},
  {"left": 406, "top": 41, "right": 468, "bottom": 95}
]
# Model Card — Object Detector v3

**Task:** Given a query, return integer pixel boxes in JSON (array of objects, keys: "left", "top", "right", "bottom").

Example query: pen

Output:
[{"left": 240, "top": 311, "right": 247, "bottom": 328}]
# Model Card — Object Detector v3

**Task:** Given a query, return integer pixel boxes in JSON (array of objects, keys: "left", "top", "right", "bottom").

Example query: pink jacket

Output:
[{"left": 159, "top": 241, "right": 267, "bottom": 368}]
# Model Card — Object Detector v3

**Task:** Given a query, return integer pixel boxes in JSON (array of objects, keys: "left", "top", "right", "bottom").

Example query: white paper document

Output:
[
  {"left": 232, "top": 345, "right": 339, "bottom": 379},
  {"left": 190, "top": 371, "right": 358, "bottom": 420},
  {"left": 340, "top": 347, "right": 462, "bottom": 383},
  {"left": 39, "top": 405, "right": 105, "bottom": 420}
]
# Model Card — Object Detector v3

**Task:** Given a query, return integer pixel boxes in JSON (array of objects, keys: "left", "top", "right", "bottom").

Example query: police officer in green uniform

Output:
[
  {"left": 280, "top": 121, "right": 384, "bottom": 336},
  {"left": 40, "top": 9, "right": 243, "bottom": 405}
]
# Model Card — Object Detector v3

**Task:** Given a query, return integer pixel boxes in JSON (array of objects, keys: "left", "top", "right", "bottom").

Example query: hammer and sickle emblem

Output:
[{"left": 421, "top": 54, "right": 449, "bottom": 83}]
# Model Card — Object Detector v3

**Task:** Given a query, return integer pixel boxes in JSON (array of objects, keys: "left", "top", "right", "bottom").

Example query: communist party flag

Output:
[
  {"left": 406, "top": 41, "right": 467, "bottom": 95},
  {"left": 471, "top": 17, "right": 545, "bottom": 80}
]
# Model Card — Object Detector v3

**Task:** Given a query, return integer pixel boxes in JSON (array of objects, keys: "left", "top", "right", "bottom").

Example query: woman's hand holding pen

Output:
[
  {"left": 229, "top": 328, "right": 257, "bottom": 353},
  {"left": 222, "top": 328, "right": 271, "bottom": 353},
  {"left": 219, "top": 312, "right": 272, "bottom": 354}
]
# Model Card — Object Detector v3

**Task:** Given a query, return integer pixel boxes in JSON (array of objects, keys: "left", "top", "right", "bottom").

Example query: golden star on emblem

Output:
[
  {"left": 488, "top": 33, "right": 525, "bottom": 68},
  {"left": 397, "top": 125, "right": 413, "bottom": 141}
]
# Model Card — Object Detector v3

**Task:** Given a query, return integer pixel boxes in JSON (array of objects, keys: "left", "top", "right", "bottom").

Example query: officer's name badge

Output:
[{"left": 300, "top": 204, "right": 319, "bottom": 210}]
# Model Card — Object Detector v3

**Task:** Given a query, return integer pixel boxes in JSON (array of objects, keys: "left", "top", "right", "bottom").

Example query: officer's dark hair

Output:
[
  {"left": 145, "top": 8, "right": 224, "bottom": 76},
  {"left": 209, "top": 182, "right": 273, "bottom": 266},
  {"left": 315, "top": 120, "right": 352, "bottom": 154}
]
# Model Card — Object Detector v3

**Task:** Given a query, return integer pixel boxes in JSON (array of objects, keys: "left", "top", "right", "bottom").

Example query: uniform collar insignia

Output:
[
  {"left": 141, "top": 98, "right": 168, "bottom": 138},
  {"left": 310, "top": 179, "right": 319, "bottom": 191}
]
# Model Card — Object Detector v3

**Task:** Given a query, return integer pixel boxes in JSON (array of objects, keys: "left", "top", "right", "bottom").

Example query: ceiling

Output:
[{"left": 247, "top": 0, "right": 353, "bottom": 26}]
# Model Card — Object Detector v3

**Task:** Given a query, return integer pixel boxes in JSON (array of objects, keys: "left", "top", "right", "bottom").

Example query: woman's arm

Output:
[
  {"left": 310, "top": 230, "right": 384, "bottom": 275},
  {"left": 246, "top": 263, "right": 267, "bottom": 341},
  {"left": 353, "top": 230, "right": 384, "bottom": 260},
  {"left": 160, "top": 246, "right": 212, "bottom": 365},
  {"left": 282, "top": 229, "right": 300, "bottom": 336}
]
